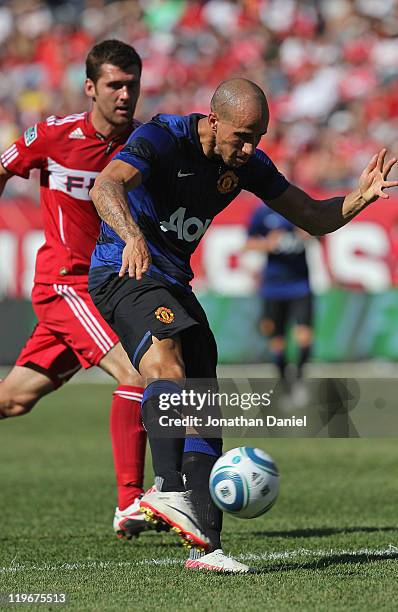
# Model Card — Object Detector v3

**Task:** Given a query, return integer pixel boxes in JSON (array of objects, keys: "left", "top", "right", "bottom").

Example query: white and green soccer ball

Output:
[{"left": 209, "top": 447, "right": 279, "bottom": 519}]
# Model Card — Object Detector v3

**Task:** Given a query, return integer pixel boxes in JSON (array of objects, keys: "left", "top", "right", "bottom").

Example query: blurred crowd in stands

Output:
[{"left": 1, "top": 0, "right": 398, "bottom": 200}]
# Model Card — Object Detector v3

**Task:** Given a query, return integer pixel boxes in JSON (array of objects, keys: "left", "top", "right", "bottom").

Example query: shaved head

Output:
[
  {"left": 200, "top": 78, "right": 270, "bottom": 167},
  {"left": 210, "top": 79, "right": 269, "bottom": 124}
]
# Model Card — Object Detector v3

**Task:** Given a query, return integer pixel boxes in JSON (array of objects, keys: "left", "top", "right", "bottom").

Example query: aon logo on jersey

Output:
[{"left": 160, "top": 207, "right": 211, "bottom": 242}]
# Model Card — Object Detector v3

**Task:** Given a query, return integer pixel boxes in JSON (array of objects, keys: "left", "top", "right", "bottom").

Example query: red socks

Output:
[{"left": 110, "top": 385, "right": 146, "bottom": 510}]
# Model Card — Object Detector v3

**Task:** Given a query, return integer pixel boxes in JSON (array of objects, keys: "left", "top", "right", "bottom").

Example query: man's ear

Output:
[
  {"left": 85, "top": 78, "right": 96, "bottom": 101},
  {"left": 208, "top": 111, "right": 218, "bottom": 133}
]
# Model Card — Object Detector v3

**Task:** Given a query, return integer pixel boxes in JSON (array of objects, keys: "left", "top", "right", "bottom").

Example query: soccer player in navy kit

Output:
[
  {"left": 245, "top": 205, "right": 313, "bottom": 386},
  {"left": 88, "top": 78, "right": 397, "bottom": 572}
]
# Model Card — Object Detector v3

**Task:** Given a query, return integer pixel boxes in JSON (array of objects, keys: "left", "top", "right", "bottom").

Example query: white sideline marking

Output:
[
  {"left": 3, "top": 362, "right": 398, "bottom": 385},
  {"left": 1, "top": 546, "right": 397, "bottom": 574},
  {"left": 2, "top": 362, "right": 398, "bottom": 384}
]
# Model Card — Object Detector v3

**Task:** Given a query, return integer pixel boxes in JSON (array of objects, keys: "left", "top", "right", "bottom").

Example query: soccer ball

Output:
[{"left": 209, "top": 447, "right": 279, "bottom": 519}]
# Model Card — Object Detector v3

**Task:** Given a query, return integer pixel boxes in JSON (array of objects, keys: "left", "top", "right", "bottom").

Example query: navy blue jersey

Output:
[
  {"left": 89, "top": 113, "right": 289, "bottom": 290},
  {"left": 248, "top": 205, "right": 310, "bottom": 300}
]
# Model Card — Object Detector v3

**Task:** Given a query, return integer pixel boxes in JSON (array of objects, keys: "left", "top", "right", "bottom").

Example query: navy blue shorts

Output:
[
  {"left": 90, "top": 273, "right": 218, "bottom": 376},
  {"left": 262, "top": 293, "right": 313, "bottom": 337}
]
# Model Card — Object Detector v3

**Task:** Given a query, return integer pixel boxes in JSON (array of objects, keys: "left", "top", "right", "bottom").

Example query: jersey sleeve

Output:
[
  {"left": 243, "top": 150, "right": 290, "bottom": 201},
  {"left": 0, "top": 122, "right": 48, "bottom": 178},
  {"left": 114, "top": 121, "right": 177, "bottom": 182}
]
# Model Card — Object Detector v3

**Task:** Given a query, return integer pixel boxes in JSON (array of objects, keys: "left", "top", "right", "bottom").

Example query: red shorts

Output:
[{"left": 16, "top": 282, "right": 119, "bottom": 388}]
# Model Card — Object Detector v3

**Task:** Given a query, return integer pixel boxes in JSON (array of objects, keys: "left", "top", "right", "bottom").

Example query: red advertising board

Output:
[{"left": 1, "top": 192, "right": 398, "bottom": 298}]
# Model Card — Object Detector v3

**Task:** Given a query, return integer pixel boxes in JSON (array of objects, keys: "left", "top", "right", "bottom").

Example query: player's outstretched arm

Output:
[
  {"left": 244, "top": 230, "right": 284, "bottom": 253},
  {"left": 90, "top": 160, "right": 151, "bottom": 280},
  {"left": 269, "top": 149, "right": 398, "bottom": 235}
]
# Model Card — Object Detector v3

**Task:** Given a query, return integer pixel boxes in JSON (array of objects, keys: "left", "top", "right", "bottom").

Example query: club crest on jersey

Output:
[
  {"left": 69, "top": 127, "right": 85, "bottom": 139},
  {"left": 217, "top": 170, "right": 239, "bottom": 194},
  {"left": 155, "top": 307, "right": 174, "bottom": 324},
  {"left": 24, "top": 125, "right": 38, "bottom": 147}
]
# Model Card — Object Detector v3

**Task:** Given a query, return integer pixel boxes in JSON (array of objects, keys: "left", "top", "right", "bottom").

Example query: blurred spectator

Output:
[{"left": 1, "top": 0, "right": 397, "bottom": 202}]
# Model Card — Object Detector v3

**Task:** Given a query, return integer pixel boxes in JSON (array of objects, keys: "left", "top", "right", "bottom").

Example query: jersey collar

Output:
[
  {"left": 188, "top": 113, "right": 210, "bottom": 160},
  {"left": 84, "top": 112, "right": 136, "bottom": 143}
]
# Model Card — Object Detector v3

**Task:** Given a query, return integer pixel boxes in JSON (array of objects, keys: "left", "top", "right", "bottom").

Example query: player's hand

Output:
[
  {"left": 359, "top": 149, "right": 398, "bottom": 204},
  {"left": 267, "top": 229, "right": 284, "bottom": 251},
  {"left": 119, "top": 234, "right": 152, "bottom": 280}
]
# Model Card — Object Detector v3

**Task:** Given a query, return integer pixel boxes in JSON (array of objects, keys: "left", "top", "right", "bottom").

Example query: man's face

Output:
[
  {"left": 85, "top": 63, "right": 141, "bottom": 127},
  {"left": 210, "top": 108, "right": 268, "bottom": 168}
]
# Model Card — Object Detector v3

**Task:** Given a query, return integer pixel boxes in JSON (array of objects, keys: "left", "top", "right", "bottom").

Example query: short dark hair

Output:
[{"left": 86, "top": 39, "right": 142, "bottom": 84}]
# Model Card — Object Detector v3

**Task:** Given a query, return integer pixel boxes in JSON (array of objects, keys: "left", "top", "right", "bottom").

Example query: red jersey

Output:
[{"left": 1, "top": 112, "right": 139, "bottom": 284}]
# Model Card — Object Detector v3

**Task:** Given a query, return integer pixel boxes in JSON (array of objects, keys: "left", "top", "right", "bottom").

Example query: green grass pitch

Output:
[{"left": 1, "top": 383, "right": 397, "bottom": 611}]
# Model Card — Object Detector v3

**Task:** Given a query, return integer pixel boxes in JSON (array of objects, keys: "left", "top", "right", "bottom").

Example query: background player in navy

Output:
[
  {"left": 245, "top": 205, "right": 313, "bottom": 388},
  {"left": 88, "top": 78, "right": 397, "bottom": 573}
]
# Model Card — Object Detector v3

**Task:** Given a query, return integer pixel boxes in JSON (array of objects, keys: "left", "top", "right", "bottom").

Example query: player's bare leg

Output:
[
  {"left": 294, "top": 324, "right": 312, "bottom": 379},
  {"left": 99, "top": 342, "right": 143, "bottom": 387},
  {"left": 98, "top": 343, "right": 150, "bottom": 538},
  {"left": 0, "top": 365, "right": 54, "bottom": 419},
  {"left": 260, "top": 315, "right": 287, "bottom": 382},
  {"left": 292, "top": 324, "right": 312, "bottom": 408},
  {"left": 269, "top": 334, "right": 287, "bottom": 382},
  {"left": 139, "top": 335, "right": 185, "bottom": 382}
]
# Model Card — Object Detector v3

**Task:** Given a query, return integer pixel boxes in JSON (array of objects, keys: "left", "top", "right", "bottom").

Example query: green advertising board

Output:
[
  {"left": 2, "top": 290, "right": 398, "bottom": 365},
  {"left": 200, "top": 289, "right": 398, "bottom": 364}
]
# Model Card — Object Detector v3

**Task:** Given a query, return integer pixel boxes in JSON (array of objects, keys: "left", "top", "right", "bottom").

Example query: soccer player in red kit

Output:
[{"left": 0, "top": 40, "right": 150, "bottom": 539}]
